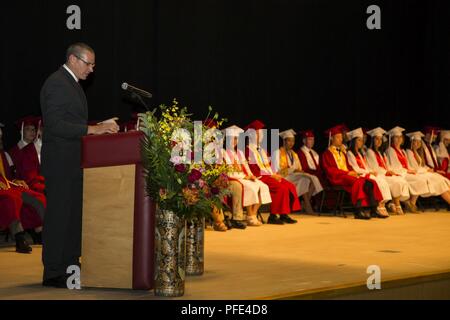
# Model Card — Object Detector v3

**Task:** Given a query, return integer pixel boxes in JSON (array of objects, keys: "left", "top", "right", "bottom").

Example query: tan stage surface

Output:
[{"left": 1, "top": 212, "right": 450, "bottom": 300}]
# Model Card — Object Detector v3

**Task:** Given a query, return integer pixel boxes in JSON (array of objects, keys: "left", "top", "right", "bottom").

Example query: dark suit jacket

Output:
[{"left": 40, "top": 66, "right": 88, "bottom": 178}]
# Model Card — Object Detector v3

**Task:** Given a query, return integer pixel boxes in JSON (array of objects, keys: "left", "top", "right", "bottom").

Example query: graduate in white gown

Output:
[
  {"left": 385, "top": 127, "right": 433, "bottom": 213},
  {"left": 272, "top": 129, "right": 323, "bottom": 214},
  {"left": 223, "top": 125, "right": 272, "bottom": 226},
  {"left": 345, "top": 128, "right": 390, "bottom": 218},
  {"left": 365, "top": 127, "right": 410, "bottom": 215},
  {"left": 405, "top": 131, "right": 450, "bottom": 206}
]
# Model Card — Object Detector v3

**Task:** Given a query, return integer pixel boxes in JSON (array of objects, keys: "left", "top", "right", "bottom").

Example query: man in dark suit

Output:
[{"left": 40, "top": 43, "right": 119, "bottom": 288}]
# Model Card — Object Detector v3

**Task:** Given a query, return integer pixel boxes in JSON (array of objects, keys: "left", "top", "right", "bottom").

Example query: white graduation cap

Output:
[
  {"left": 366, "top": 127, "right": 386, "bottom": 138},
  {"left": 387, "top": 126, "right": 406, "bottom": 146},
  {"left": 279, "top": 129, "right": 297, "bottom": 140},
  {"left": 387, "top": 126, "right": 405, "bottom": 137},
  {"left": 406, "top": 131, "right": 425, "bottom": 141},
  {"left": 223, "top": 125, "right": 244, "bottom": 137},
  {"left": 346, "top": 128, "right": 364, "bottom": 140}
]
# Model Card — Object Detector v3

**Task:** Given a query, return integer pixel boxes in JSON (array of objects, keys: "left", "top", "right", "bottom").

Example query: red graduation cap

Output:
[
  {"left": 324, "top": 125, "right": 345, "bottom": 137},
  {"left": 299, "top": 130, "right": 315, "bottom": 139},
  {"left": 244, "top": 120, "right": 265, "bottom": 131},
  {"left": 334, "top": 123, "right": 349, "bottom": 133},
  {"left": 15, "top": 116, "right": 41, "bottom": 129},
  {"left": 423, "top": 126, "right": 441, "bottom": 135}
]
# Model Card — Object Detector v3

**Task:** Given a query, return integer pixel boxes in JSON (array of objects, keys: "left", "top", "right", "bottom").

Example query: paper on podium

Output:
[{"left": 98, "top": 117, "right": 119, "bottom": 125}]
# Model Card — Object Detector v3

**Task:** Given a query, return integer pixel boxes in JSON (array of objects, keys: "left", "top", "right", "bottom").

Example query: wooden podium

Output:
[{"left": 81, "top": 131, "right": 155, "bottom": 290}]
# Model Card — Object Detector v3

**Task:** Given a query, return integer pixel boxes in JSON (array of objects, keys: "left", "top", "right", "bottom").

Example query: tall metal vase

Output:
[
  {"left": 154, "top": 208, "right": 187, "bottom": 297},
  {"left": 186, "top": 217, "right": 205, "bottom": 276}
]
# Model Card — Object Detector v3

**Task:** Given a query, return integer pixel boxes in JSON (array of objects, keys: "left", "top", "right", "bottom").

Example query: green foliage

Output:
[{"left": 140, "top": 100, "right": 230, "bottom": 219}]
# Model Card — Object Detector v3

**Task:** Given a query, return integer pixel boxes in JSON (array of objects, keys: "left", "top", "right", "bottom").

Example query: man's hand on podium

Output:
[{"left": 88, "top": 122, "right": 120, "bottom": 135}]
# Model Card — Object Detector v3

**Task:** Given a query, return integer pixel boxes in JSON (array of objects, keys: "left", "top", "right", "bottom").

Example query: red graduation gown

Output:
[
  {"left": 9, "top": 143, "right": 45, "bottom": 193},
  {"left": 246, "top": 146, "right": 301, "bottom": 215},
  {"left": 0, "top": 151, "right": 45, "bottom": 229},
  {"left": 320, "top": 149, "right": 382, "bottom": 207},
  {"left": 297, "top": 148, "right": 326, "bottom": 186}
]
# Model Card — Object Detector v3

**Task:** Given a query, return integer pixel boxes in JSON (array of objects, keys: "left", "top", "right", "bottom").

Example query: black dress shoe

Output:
[
  {"left": 230, "top": 220, "right": 247, "bottom": 229},
  {"left": 27, "top": 229, "right": 43, "bottom": 245},
  {"left": 267, "top": 214, "right": 284, "bottom": 225},
  {"left": 354, "top": 212, "right": 371, "bottom": 220},
  {"left": 43, "top": 275, "right": 69, "bottom": 289},
  {"left": 15, "top": 231, "right": 32, "bottom": 254},
  {"left": 224, "top": 217, "right": 233, "bottom": 230},
  {"left": 279, "top": 215, "right": 298, "bottom": 224}
]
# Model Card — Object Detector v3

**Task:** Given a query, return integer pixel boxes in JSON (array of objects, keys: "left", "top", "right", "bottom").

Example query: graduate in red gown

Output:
[
  {"left": 320, "top": 125, "right": 383, "bottom": 220},
  {"left": 436, "top": 130, "right": 450, "bottom": 176},
  {"left": 0, "top": 123, "right": 46, "bottom": 253},
  {"left": 8, "top": 116, "right": 45, "bottom": 193},
  {"left": 297, "top": 130, "right": 327, "bottom": 186},
  {"left": 422, "top": 126, "right": 450, "bottom": 180},
  {"left": 244, "top": 120, "right": 301, "bottom": 225}
]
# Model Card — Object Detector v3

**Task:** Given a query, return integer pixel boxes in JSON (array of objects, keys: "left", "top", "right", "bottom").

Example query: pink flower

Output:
[
  {"left": 198, "top": 179, "right": 206, "bottom": 188},
  {"left": 170, "top": 155, "right": 183, "bottom": 165}
]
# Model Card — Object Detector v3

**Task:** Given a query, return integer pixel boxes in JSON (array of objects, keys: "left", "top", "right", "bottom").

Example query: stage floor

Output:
[{"left": 1, "top": 212, "right": 450, "bottom": 300}]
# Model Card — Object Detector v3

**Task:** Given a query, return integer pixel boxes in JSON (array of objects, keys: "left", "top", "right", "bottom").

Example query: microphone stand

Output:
[{"left": 131, "top": 92, "right": 151, "bottom": 112}]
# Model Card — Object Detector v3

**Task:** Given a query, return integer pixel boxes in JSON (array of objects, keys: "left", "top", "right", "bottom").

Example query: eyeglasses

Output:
[{"left": 75, "top": 55, "right": 96, "bottom": 68}]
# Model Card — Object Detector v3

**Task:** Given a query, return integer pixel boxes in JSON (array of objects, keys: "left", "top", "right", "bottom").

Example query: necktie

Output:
[{"left": 309, "top": 151, "right": 318, "bottom": 169}]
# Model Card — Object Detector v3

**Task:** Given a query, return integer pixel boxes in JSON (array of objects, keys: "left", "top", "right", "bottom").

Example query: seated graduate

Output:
[
  {"left": 346, "top": 128, "right": 392, "bottom": 218},
  {"left": 9, "top": 116, "right": 45, "bottom": 194},
  {"left": 244, "top": 120, "right": 301, "bottom": 225},
  {"left": 435, "top": 130, "right": 450, "bottom": 177},
  {"left": 297, "top": 130, "right": 327, "bottom": 186},
  {"left": 404, "top": 131, "right": 450, "bottom": 207},
  {"left": 365, "top": 127, "right": 410, "bottom": 215},
  {"left": 0, "top": 122, "right": 46, "bottom": 253},
  {"left": 272, "top": 129, "right": 323, "bottom": 214},
  {"left": 223, "top": 125, "right": 272, "bottom": 227},
  {"left": 320, "top": 125, "right": 383, "bottom": 220},
  {"left": 422, "top": 126, "right": 450, "bottom": 179}
]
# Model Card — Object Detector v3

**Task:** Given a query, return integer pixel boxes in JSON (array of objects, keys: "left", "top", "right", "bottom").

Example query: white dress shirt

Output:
[{"left": 63, "top": 64, "right": 79, "bottom": 82}]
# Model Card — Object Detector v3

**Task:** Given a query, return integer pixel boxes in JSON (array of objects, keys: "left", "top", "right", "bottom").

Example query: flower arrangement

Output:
[{"left": 140, "top": 99, "right": 230, "bottom": 219}]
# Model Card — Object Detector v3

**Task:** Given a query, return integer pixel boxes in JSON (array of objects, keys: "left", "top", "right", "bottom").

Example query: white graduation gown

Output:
[
  {"left": 224, "top": 149, "right": 272, "bottom": 207},
  {"left": 405, "top": 149, "right": 450, "bottom": 197},
  {"left": 366, "top": 149, "right": 410, "bottom": 201},
  {"left": 346, "top": 150, "right": 392, "bottom": 203},
  {"left": 385, "top": 147, "right": 432, "bottom": 197}
]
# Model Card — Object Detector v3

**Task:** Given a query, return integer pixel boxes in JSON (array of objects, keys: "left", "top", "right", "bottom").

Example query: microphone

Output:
[{"left": 121, "top": 82, "right": 153, "bottom": 98}]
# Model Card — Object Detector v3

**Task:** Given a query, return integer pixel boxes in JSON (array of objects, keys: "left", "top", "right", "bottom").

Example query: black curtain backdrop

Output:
[{"left": 1, "top": 0, "right": 449, "bottom": 151}]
